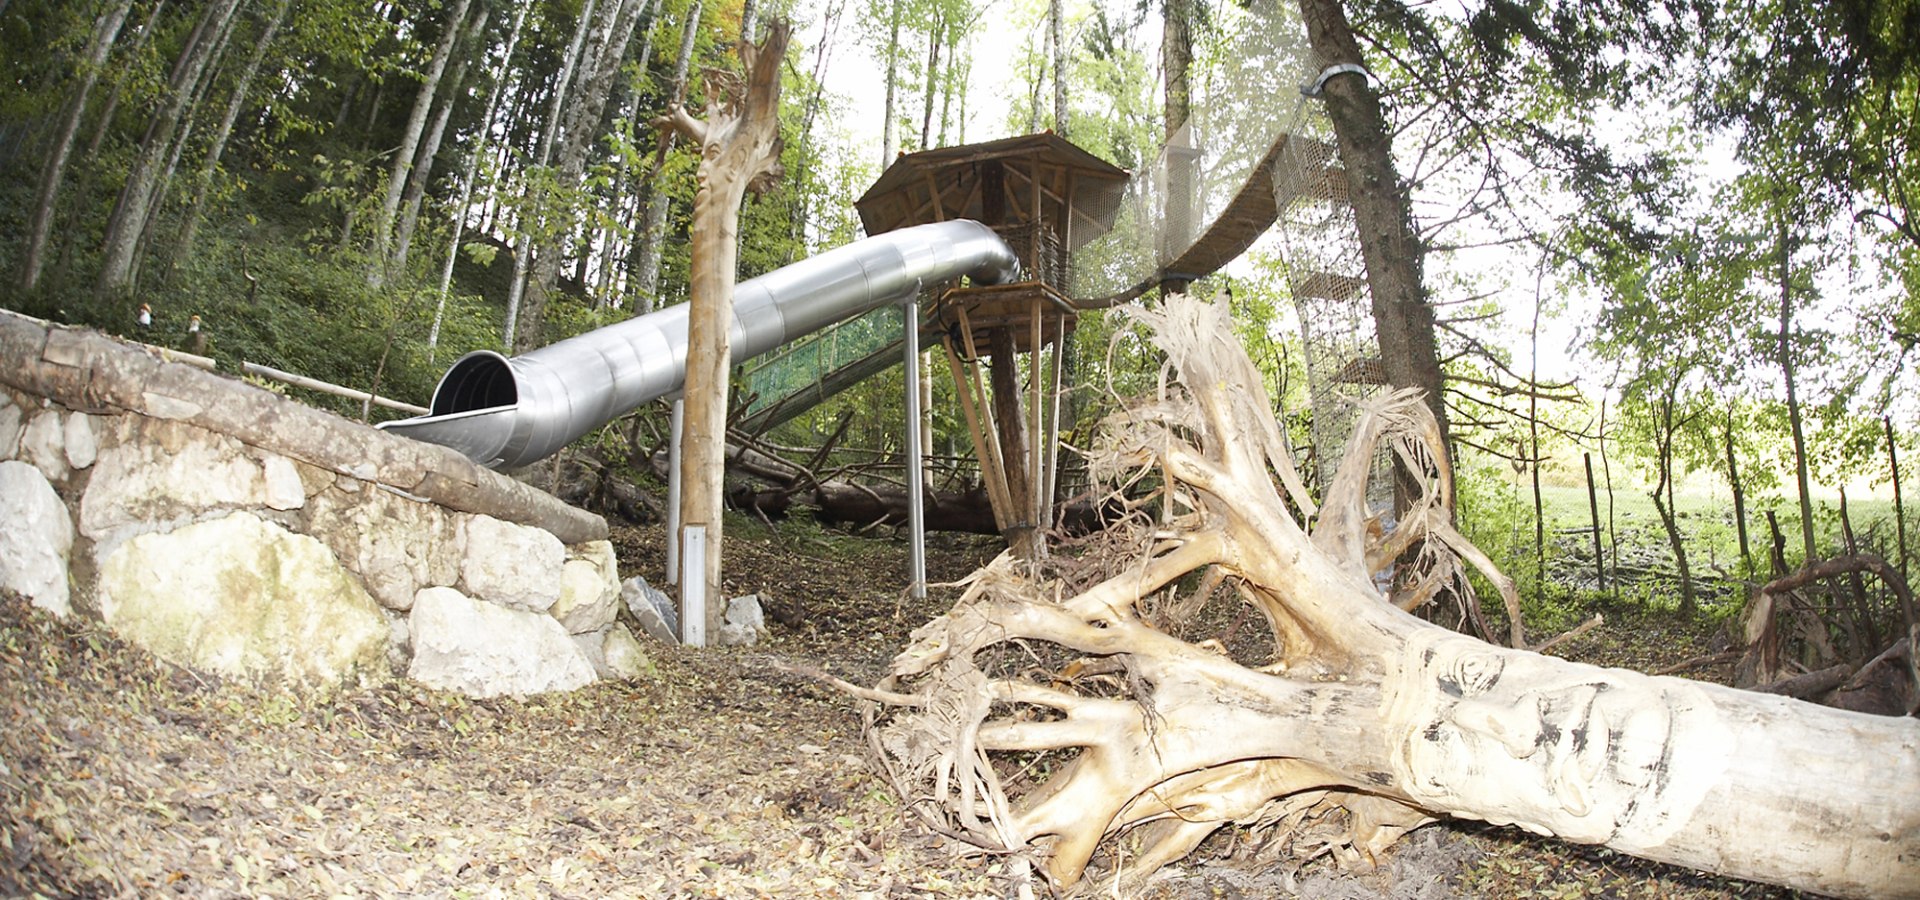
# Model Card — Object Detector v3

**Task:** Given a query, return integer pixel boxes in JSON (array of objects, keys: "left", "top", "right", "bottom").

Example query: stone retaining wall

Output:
[{"left": 0, "top": 310, "right": 648, "bottom": 697}]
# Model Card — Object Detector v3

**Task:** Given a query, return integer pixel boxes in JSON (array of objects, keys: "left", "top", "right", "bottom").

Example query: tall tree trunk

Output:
[
  {"left": 84, "top": 0, "right": 170, "bottom": 163},
  {"left": 96, "top": 0, "right": 243, "bottom": 297},
  {"left": 659, "top": 23, "right": 790, "bottom": 643},
  {"left": 1297, "top": 0, "right": 1452, "bottom": 494},
  {"left": 1529, "top": 262, "right": 1545, "bottom": 590},
  {"left": 430, "top": 0, "right": 532, "bottom": 360},
  {"left": 937, "top": 30, "right": 959, "bottom": 145},
  {"left": 785, "top": 0, "right": 845, "bottom": 261},
  {"left": 1162, "top": 0, "right": 1190, "bottom": 136},
  {"left": 1653, "top": 379, "right": 1697, "bottom": 614},
  {"left": 371, "top": 0, "right": 473, "bottom": 286},
  {"left": 1726, "top": 405, "right": 1753, "bottom": 579},
  {"left": 127, "top": 0, "right": 246, "bottom": 292},
  {"left": 881, "top": 0, "right": 900, "bottom": 163},
  {"left": 919, "top": 9, "right": 941, "bottom": 149},
  {"left": 21, "top": 0, "right": 135, "bottom": 292},
  {"left": 392, "top": 5, "right": 493, "bottom": 278},
  {"left": 1777, "top": 213, "right": 1817, "bottom": 564},
  {"left": 1049, "top": 0, "right": 1066, "bottom": 135},
  {"left": 630, "top": 0, "right": 704, "bottom": 312},
  {"left": 177, "top": 0, "right": 289, "bottom": 266},
  {"left": 528, "top": 0, "right": 644, "bottom": 320},
  {"left": 506, "top": 0, "right": 599, "bottom": 351}
]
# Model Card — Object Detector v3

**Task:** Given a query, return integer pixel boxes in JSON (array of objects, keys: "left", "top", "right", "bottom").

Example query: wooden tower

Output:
[{"left": 856, "top": 134, "right": 1129, "bottom": 559}]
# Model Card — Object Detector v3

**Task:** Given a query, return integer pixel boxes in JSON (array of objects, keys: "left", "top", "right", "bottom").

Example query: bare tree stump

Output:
[{"left": 839, "top": 294, "right": 1920, "bottom": 898}]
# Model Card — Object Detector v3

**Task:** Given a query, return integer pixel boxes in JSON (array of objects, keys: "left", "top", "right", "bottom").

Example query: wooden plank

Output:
[{"left": 943, "top": 336, "right": 1012, "bottom": 532}]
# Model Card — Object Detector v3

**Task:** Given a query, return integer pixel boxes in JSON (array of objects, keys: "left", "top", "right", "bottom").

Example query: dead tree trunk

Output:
[
  {"left": 658, "top": 22, "right": 789, "bottom": 642},
  {"left": 843, "top": 294, "right": 1920, "bottom": 898}
]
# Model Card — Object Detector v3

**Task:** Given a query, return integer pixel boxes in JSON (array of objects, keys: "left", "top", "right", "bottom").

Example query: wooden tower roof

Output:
[{"left": 855, "top": 133, "right": 1130, "bottom": 250}]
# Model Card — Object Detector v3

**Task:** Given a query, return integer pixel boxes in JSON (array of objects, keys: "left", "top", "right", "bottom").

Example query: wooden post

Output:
[
  {"left": 1583, "top": 451, "right": 1605, "bottom": 592},
  {"left": 990, "top": 327, "right": 1035, "bottom": 559},
  {"left": 657, "top": 23, "right": 790, "bottom": 644}
]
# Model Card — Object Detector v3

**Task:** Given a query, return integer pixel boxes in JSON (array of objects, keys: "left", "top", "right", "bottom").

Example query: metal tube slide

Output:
[{"left": 379, "top": 220, "right": 1019, "bottom": 469}]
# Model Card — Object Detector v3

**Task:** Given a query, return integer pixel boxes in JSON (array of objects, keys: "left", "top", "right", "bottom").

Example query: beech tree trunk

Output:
[
  {"left": 21, "top": 0, "right": 135, "bottom": 291},
  {"left": 527, "top": 0, "right": 644, "bottom": 313},
  {"left": 371, "top": 0, "right": 472, "bottom": 285},
  {"left": 391, "top": 5, "right": 492, "bottom": 278},
  {"left": 1049, "top": 0, "right": 1066, "bottom": 135},
  {"left": 1296, "top": 0, "right": 1450, "bottom": 465},
  {"left": 882, "top": 0, "right": 900, "bottom": 163},
  {"left": 658, "top": 22, "right": 789, "bottom": 643},
  {"left": 506, "top": 0, "right": 598, "bottom": 351},
  {"left": 629, "top": 0, "right": 703, "bottom": 312},
  {"left": 96, "top": 0, "right": 244, "bottom": 296},
  {"left": 1777, "top": 213, "right": 1818, "bottom": 564},
  {"left": 178, "top": 0, "right": 290, "bottom": 265},
  {"left": 843, "top": 294, "right": 1920, "bottom": 899},
  {"left": 430, "top": 0, "right": 533, "bottom": 358}
]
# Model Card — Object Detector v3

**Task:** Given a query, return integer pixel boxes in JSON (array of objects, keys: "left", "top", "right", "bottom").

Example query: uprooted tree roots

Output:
[{"left": 828, "top": 295, "right": 1920, "bottom": 898}]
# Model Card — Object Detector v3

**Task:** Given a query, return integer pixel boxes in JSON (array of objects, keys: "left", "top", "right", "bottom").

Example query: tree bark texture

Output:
[
  {"left": 1161, "top": 0, "right": 1190, "bottom": 136},
  {"left": 630, "top": 0, "right": 704, "bottom": 311},
  {"left": 506, "top": 0, "right": 598, "bottom": 351},
  {"left": 659, "top": 22, "right": 789, "bottom": 641},
  {"left": 430, "top": 0, "right": 532, "bottom": 357},
  {"left": 372, "top": 0, "right": 472, "bottom": 285},
  {"left": 22, "top": 0, "right": 135, "bottom": 291},
  {"left": 845, "top": 295, "right": 1920, "bottom": 898},
  {"left": 1296, "top": 0, "right": 1451, "bottom": 460},
  {"left": 392, "top": 5, "right": 493, "bottom": 278},
  {"left": 96, "top": 0, "right": 244, "bottom": 295},
  {"left": 177, "top": 0, "right": 290, "bottom": 266},
  {"left": 1049, "top": 0, "right": 1065, "bottom": 136}
]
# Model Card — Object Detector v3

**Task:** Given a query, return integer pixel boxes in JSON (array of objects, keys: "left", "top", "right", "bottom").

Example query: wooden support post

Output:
[
  {"left": 1044, "top": 312, "right": 1067, "bottom": 531},
  {"left": 1029, "top": 297, "right": 1046, "bottom": 557},
  {"left": 990, "top": 326, "right": 1035, "bottom": 559},
  {"left": 944, "top": 334, "right": 1012, "bottom": 532}
]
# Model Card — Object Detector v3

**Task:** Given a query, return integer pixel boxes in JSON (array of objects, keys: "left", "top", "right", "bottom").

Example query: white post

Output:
[
  {"left": 680, "top": 524, "right": 707, "bottom": 646},
  {"left": 666, "top": 397, "right": 683, "bottom": 584},
  {"left": 903, "top": 300, "right": 927, "bottom": 599}
]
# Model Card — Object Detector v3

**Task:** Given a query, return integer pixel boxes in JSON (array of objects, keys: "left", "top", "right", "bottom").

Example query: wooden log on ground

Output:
[{"left": 838, "top": 295, "right": 1920, "bottom": 898}]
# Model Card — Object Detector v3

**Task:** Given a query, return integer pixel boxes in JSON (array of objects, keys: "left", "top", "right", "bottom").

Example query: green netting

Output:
[{"left": 737, "top": 304, "right": 906, "bottom": 419}]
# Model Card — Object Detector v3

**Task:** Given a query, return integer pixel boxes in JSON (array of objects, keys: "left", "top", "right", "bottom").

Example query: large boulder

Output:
[
  {"left": 307, "top": 482, "right": 461, "bottom": 611},
  {"left": 459, "top": 515, "right": 564, "bottom": 612},
  {"left": 548, "top": 541, "right": 620, "bottom": 633},
  {"left": 79, "top": 417, "right": 271, "bottom": 542},
  {"left": 408, "top": 586, "right": 595, "bottom": 698},
  {"left": 95, "top": 511, "right": 388, "bottom": 684},
  {"left": 0, "top": 461, "right": 74, "bottom": 616}
]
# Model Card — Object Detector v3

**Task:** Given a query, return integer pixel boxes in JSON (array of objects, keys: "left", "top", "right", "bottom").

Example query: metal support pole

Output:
[
  {"left": 681, "top": 525, "right": 707, "bottom": 647},
  {"left": 666, "top": 397, "right": 684, "bottom": 585},
  {"left": 903, "top": 300, "right": 928, "bottom": 600}
]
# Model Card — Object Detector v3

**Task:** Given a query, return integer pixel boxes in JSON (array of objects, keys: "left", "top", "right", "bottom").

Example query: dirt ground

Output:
[{"left": 2, "top": 517, "right": 1798, "bottom": 899}]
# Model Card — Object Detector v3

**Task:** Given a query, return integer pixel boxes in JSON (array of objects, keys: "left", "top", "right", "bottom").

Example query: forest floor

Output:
[{"left": 2, "top": 517, "right": 1800, "bottom": 899}]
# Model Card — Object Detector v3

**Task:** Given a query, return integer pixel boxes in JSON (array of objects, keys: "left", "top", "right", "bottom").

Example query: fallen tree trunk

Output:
[{"left": 840, "top": 295, "right": 1920, "bottom": 897}]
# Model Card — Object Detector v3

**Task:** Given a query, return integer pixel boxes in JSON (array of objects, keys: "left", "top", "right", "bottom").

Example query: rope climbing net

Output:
[{"left": 1065, "top": 0, "right": 1388, "bottom": 497}]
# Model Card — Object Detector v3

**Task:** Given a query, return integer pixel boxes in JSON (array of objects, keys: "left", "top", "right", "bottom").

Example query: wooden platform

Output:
[{"left": 931, "top": 282, "right": 1078, "bottom": 357}]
